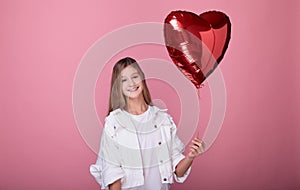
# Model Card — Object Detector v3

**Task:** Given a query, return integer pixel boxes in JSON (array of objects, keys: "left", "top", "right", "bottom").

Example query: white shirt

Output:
[
  {"left": 90, "top": 106, "right": 191, "bottom": 190},
  {"left": 124, "top": 106, "right": 168, "bottom": 190}
]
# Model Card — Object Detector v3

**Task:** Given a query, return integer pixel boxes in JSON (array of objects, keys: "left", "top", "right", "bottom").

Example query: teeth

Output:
[{"left": 128, "top": 87, "right": 138, "bottom": 92}]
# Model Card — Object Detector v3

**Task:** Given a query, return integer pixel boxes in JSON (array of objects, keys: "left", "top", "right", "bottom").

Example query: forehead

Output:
[{"left": 121, "top": 65, "right": 139, "bottom": 76}]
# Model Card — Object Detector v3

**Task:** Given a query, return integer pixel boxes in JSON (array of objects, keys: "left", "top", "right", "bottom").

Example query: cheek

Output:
[
  {"left": 121, "top": 82, "right": 127, "bottom": 93},
  {"left": 121, "top": 83, "right": 126, "bottom": 92},
  {"left": 135, "top": 77, "right": 143, "bottom": 85},
  {"left": 139, "top": 83, "right": 144, "bottom": 91}
]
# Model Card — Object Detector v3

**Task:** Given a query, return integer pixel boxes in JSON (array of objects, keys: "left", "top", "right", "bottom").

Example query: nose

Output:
[{"left": 128, "top": 78, "right": 136, "bottom": 86}]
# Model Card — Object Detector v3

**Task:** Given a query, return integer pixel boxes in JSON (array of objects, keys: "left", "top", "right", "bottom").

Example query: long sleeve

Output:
[
  {"left": 90, "top": 118, "right": 125, "bottom": 189},
  {"left": 168, "top": 115, "right": 191, "bottom": 183}
]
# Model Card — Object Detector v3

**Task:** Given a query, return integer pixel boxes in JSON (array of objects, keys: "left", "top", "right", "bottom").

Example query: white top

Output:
[
  {"left": 90, "top": 106, "right": 191, "bottom": 190},
  {"left": 124, "top": 106, "right": 168, "bottom": 190}
]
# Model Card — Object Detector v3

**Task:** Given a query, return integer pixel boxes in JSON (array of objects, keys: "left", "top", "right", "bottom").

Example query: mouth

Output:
[{"left": 127, "top": 86, "right": 139, "bottom": 92}]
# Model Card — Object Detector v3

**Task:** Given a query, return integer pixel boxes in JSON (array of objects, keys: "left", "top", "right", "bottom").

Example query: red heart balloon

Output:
[{"left": 164, "top": 10, "right": 231, "bottom": 88}]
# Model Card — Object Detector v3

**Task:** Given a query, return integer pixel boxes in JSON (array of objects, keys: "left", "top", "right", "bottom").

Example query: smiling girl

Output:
[{"left": 90, "top": 57, "right": 204, "bottom": 190}]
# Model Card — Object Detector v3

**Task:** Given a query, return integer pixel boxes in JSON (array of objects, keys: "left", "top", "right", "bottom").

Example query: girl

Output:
[{"left": 90, "top": 57, "right": 204, "bottom": 190}]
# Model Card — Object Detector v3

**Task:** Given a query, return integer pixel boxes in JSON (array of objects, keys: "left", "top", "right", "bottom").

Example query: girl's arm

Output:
[
  {"left": 175, "top": 137, "right": 204, "bottom": 177},
  {"left": 108, "top": 179, "right": 121, "bottom": 190}
]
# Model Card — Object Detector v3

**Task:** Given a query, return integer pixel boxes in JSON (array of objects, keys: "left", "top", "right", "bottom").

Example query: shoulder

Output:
[
  {"left": 150, "top": 105, "right": 168, "bottom": 118},
  {"left": 150, "top": 105, "right": 176, "bottom": 126},
  {"left": 149, "top": 105, "right": 168, "bottom": 115},
  {"left": 103, "top": 109, "right": 123, "bottom": 133},
  {"left": 105, "top": 108, "right": 122, "bottom": 122}
]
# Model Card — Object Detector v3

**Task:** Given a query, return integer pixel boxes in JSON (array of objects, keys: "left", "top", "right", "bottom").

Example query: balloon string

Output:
[
  {"left": 197, "top": 83, "right": 205, "bottom": 99},
  {"left": 196, "top": 84, "right": 205, "bottom": 148},
  {"left": 197, "top": 88, "right": 201, "bottom": 99},
  {"left": 196, "top": 87, "right": 202, "bottom": 140}
]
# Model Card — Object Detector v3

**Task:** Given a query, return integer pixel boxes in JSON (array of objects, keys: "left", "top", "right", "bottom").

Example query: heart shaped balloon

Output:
[{"left": 164, "top": 10, "right": 231, "bottom": 88}]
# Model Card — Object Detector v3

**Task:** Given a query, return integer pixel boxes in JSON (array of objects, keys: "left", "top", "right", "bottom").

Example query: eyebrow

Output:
[{"left": 121, "top": 72, "right": 139, "bottom": 78}]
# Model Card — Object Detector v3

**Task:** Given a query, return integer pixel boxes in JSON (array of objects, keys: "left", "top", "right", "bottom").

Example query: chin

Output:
[
  {"left": 125, "top": 90, "right": 143, "bottom": 100},
  {"left": 127, "top": 92, "right": 143, "bottom": 99}
]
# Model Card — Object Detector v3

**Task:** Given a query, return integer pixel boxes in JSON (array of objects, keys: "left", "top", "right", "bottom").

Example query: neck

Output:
[{"left": 126, "top": 97, "right": 148, "bottom": 115}]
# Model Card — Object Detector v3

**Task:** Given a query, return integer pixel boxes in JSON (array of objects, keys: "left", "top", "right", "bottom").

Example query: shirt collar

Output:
[{"left": 112, "top": 106, "right": 168, "bottom": 132}]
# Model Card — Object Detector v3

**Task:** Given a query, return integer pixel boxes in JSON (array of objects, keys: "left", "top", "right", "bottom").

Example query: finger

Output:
[
  {"left": 190, "top": 144, "right": 200, "bottom": 151},
  {"left": 192, "top": 140, "right": 201, "bottom": 148},
  {"left": 190, "top": 144, "right": 204, "bottom": 153},
  {"left": 193, "top": 138, "right": 201, "bottom": 142},
  {"left": 193, "top": 139, "right": 204, "bottom": 147},
  {"left": 194, "top": 139, "right": 205, "bottom": 148}
]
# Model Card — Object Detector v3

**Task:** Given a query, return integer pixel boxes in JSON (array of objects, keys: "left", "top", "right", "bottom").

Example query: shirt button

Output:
[
  {"left": 160, "top": 160, "right": 163, "bottom": 163},
  {"left": 114, "top": 126, "right": 116, "bottom": 129},
  {"left": 154, "top": 125, "right": 157, "bottom": 128},
  {"left": 158, "top": 141, "right": 161, "bottom": 145},
  {"left": 163, "top": 178, "right": 167, "bottom": 181}
]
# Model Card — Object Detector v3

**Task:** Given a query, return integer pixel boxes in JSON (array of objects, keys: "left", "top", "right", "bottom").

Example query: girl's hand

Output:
[
  {"left": 175, "top": 138, "right": 205, "bottom": 177},
  {"left": 187, "top": 138, "right": 205, "bottom": 160}
]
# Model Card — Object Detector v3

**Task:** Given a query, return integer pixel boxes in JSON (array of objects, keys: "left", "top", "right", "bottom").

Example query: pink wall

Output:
[{"left": 1, "top": 0, "right": 299, "bottom": 189}]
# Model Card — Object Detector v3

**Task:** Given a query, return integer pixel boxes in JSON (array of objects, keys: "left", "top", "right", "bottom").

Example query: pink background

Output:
[{"left": 1, "top": 0, "right": 299, "bottom": 189}]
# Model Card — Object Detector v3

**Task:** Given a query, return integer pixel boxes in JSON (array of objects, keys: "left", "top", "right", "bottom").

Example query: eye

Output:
[
  {"left": 121, "top": 78, "right": 127, "bottom": 83},
  {"left": 132, "top": 74, "right": 140, "bottom": 79}
]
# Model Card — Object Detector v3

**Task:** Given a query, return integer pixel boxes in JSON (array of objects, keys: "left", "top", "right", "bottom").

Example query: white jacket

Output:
[{"left": 90, "top": 106, "right": 191, "bottom": 189}]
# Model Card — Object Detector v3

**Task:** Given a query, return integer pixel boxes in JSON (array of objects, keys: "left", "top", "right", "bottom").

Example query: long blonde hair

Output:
[{"left": 108, "top": 57, "right": 152, "bottom": 114}]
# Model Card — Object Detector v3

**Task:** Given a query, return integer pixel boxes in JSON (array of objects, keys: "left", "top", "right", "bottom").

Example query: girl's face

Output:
[{"left": 121, "top": 65, "right": 144, "bottom": 99}]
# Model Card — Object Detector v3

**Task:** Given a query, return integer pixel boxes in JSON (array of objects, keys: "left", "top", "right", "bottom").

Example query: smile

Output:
[{"left": 128, "top": 86, "right": 139, "bottom": 92}]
